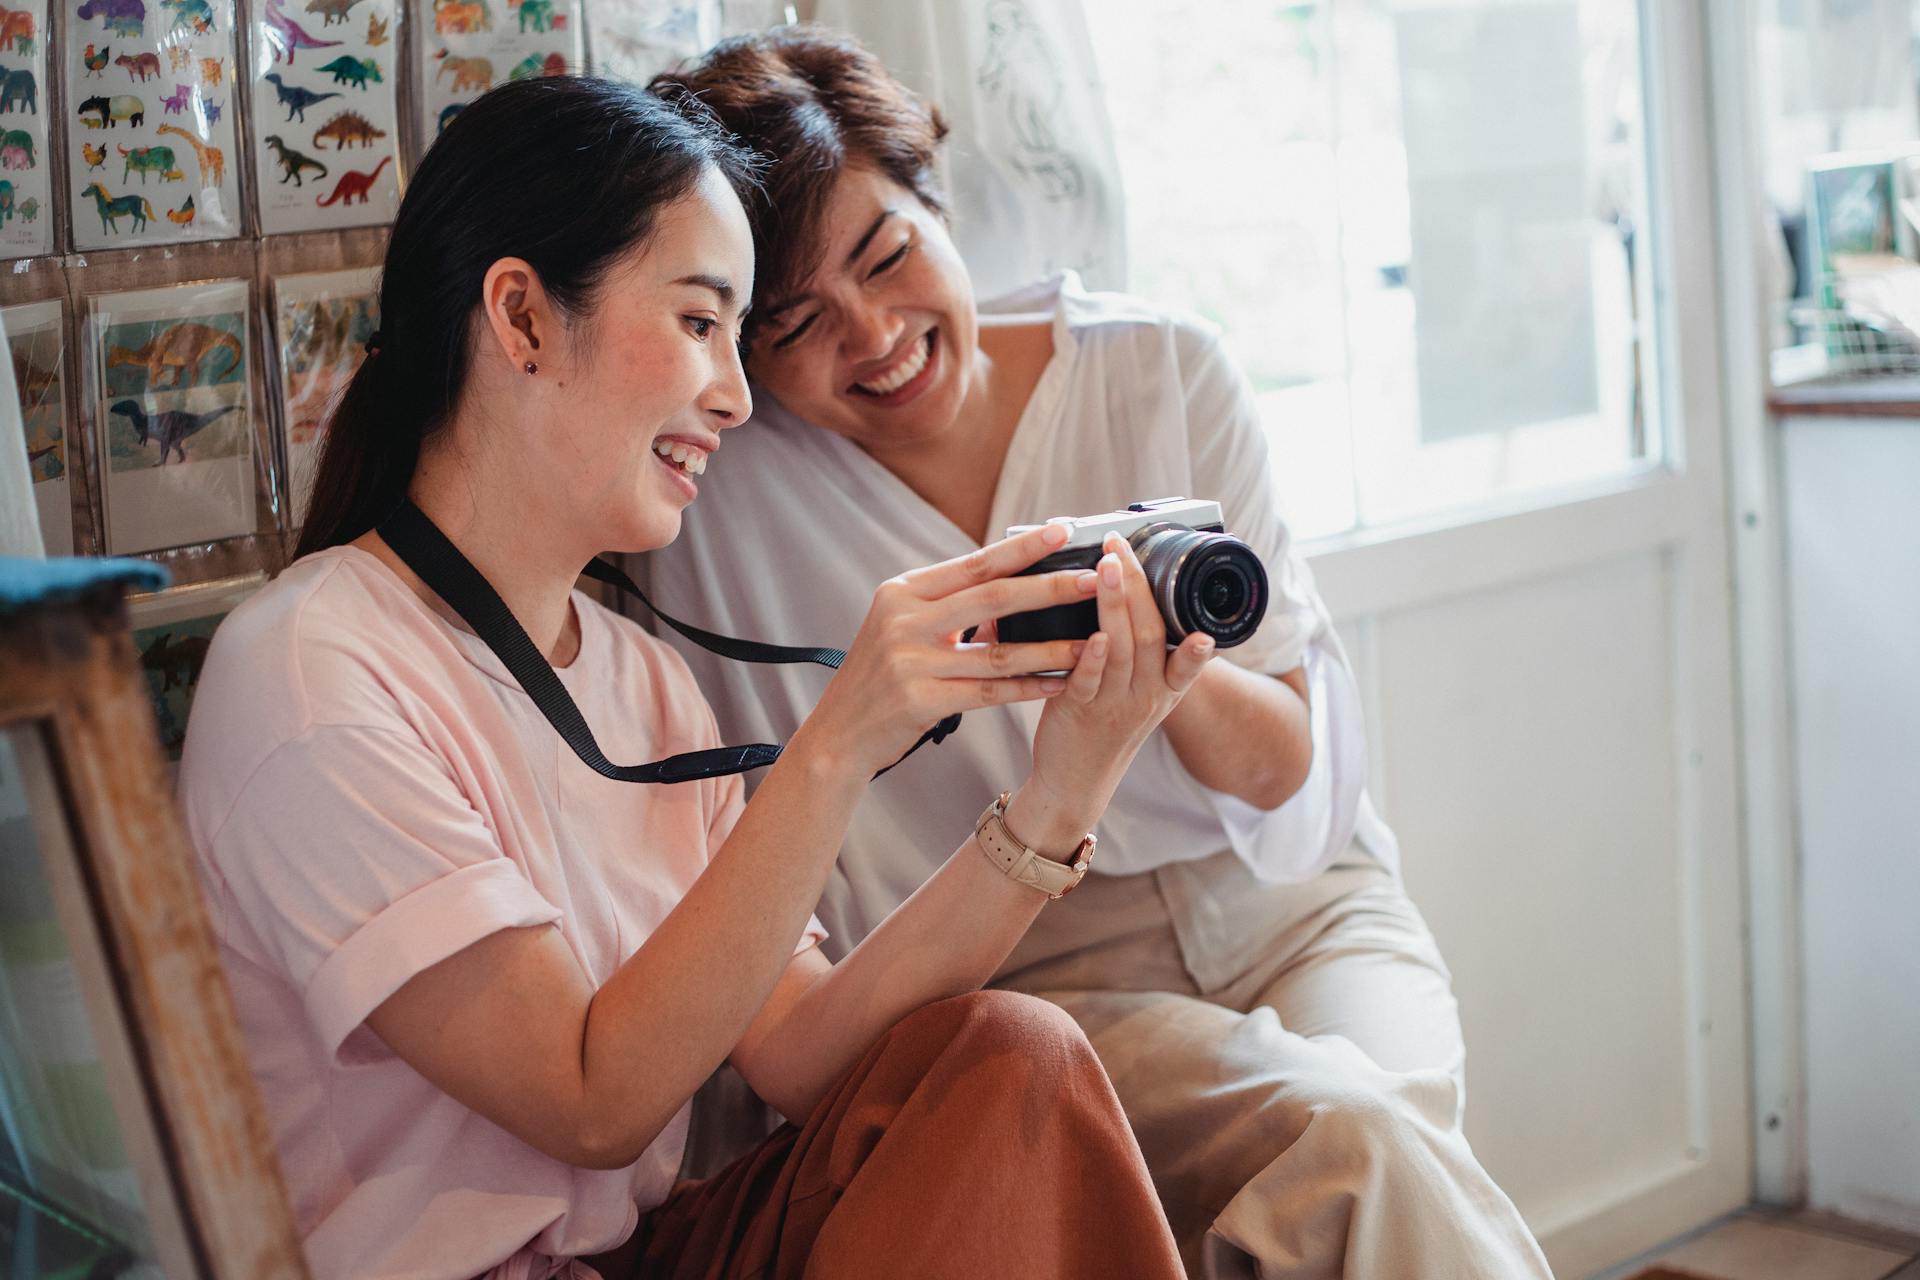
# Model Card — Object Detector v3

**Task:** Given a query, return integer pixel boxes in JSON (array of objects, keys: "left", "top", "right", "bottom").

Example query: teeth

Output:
[
  {"left": 857, "top": 332, "right": 931, "bottom": 395},
  {"left": 653, "top": 439, "right": 709, "bottom": 476}
]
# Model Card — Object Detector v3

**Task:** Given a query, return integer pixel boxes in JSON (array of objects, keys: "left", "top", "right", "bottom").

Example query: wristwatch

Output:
[{"left": 973, "top": 792, "right": 1096, "bottom": 899}]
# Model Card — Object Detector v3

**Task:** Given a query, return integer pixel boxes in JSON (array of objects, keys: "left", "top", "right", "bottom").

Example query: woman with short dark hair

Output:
[
  {"left": 177, "top": 76, "right": 1192, "bottom": 1280},
  {"left": 645, "top": 30, "right": 1554, "bottom": 1278}
]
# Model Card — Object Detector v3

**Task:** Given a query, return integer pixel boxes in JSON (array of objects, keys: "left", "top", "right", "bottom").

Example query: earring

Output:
[{"left": 523, "top": 361, "right": 538, "bottom": 375}]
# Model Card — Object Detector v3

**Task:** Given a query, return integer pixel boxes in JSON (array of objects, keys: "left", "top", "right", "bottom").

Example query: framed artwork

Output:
[
  {"left": 126, "top": 573, "right": 263, "bottom": 762},
  {"left": 0, "top": 566, "right": 307, "bottom": 1279},
  {"left": 271, "top": 265, "right": 376, "bottom": 524},
  {"left": 89, "top": 278, "right": 256, "bottom": 554},
  {"left": 64, "top": 0, "right": 246, "bottom": 248},
  {"left": 3, "top": 298, "right": 71, "bottom": 554},
  {"left": 249, "top": 0, "right": 403, "bottom": 232},
  {"left": 0, "top": 0, "right": 54, "bottom": 259},
  {"left": 412, "top": 0, "right": 582, "bottom": 154}
]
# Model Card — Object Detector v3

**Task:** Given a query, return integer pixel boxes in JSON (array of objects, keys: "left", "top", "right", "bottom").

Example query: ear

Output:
[{"left": 478, "top": 257, "right": 552, "bottom": 370}]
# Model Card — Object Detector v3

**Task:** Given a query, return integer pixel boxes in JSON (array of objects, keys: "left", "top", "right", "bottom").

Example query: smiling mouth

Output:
[
  {"left": 652, "top": 439, "right": 709, "bottom": 476},
  {"left": 851, "top": 329, "right": 935, "bottom": 397}
]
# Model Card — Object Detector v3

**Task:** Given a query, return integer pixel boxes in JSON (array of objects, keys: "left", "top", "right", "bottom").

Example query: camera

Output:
[{"left": 997, "top": 498, "right": 1269, "bottom": 648}]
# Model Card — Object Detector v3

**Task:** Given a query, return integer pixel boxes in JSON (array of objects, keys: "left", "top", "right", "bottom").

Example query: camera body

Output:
[{"left": 998, "top": 498, "right": 1269, "bottom": 648}]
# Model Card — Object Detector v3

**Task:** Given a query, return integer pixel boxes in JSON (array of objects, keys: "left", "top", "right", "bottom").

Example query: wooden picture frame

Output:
[{"left": 0, "top": 567, "right": 307, "bottom": 1279}]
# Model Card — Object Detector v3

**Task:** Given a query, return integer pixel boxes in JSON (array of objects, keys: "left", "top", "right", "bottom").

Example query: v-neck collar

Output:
[{"left": 759, "top": 271, "right": 1087, "bottom": 555}]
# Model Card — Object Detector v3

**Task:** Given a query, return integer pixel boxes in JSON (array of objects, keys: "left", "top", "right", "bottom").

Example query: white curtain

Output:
[{"left": 807, "top": 0, "right": 1126, "bottom": 299}]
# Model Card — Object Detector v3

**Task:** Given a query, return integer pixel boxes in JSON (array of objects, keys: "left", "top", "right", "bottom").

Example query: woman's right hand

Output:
[{"left": 798, "top": 523, "right": 1099, "bottom": 779}]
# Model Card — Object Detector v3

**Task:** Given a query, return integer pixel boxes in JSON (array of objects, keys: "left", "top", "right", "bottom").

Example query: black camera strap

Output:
[{"left": 377, "top": 499, "right": 960, "bottom": 784}]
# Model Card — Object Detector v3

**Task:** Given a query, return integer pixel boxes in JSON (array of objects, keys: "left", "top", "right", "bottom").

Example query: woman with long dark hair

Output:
[
  {"left": 644, "top": 31, "right": 1554, "bottom": 1280},
  {"left": 176, "top": 77, "right": 1195, "bottom": 1280}
]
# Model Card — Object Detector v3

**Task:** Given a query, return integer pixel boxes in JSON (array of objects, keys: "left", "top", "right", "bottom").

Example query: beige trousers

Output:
[{"left": 991, "top": 848, "right": 1554, "bottom": 1280}]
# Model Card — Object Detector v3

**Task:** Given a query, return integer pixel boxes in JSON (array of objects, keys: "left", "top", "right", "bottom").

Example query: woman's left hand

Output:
[{"left": 1022, "top": 533, "right": 1215, "bottom": 826}]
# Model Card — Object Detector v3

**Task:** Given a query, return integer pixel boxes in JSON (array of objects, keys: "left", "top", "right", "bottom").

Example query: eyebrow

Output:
[
  {"left": 844, "top": 209, "right": 896, "bottom": 267},
  {"left": 673, "top": 273, "right": 749, "bottom": 318},
  {"left": 759, "top": 209, "right": 900, "bottom": 323}
]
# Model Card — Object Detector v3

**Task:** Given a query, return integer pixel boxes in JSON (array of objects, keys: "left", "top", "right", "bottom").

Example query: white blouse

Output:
[{"left": 636, "top": 273, "right": 1398, "bottom": 951}]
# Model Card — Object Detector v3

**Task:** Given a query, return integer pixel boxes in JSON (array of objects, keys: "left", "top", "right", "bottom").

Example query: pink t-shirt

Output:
[{"left": 178, "top": 546, "right": 823, "bottom": 1280}]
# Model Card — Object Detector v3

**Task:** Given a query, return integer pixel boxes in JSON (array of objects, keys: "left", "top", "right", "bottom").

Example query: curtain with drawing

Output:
[{"left": 587, "top": 0, "right": 1127, "bottom": 301}]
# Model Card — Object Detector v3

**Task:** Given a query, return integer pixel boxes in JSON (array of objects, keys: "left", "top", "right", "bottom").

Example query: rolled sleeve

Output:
[
  {"left": 308, "top": 859, "right": 560, "bottom": 1062},
  {"left": 1196, "top": 641, "right": 1367, "bottom": 883},
  {"left": 205, "top": 723, "right": 561, "bottom": 1063},
  {"left": 1176, "top": 321, "right": 1366, "bottom": 881}
]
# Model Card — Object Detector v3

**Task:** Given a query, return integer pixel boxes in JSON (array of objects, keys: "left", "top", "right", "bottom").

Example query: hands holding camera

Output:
[
  {"left": 1020, "top": 532, "right": 1216, "bottom": 833},
  {"left": 801, "top": 520, "right": 1224, "bottom": 845}
]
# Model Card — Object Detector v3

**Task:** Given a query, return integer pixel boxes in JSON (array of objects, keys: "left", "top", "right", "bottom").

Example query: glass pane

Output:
[
  {"left": 0, "top": 728, "right": 170, "bottom": 1279},
  {"left": 1089, "top": 0, "right": 1653, "bottom": 537},
  {"left": 1756, "top": 0, "right": 1920, "bottom": 376}
]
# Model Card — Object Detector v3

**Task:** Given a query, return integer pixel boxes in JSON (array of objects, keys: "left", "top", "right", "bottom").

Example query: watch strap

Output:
[{"left": 973, "top": 793, "right": 1095, "bottom": 899}]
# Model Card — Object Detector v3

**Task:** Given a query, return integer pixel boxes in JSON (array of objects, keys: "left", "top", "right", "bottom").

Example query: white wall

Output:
[{"left": 1780, "top": 416, "right": 1920, "bottom": 1233}]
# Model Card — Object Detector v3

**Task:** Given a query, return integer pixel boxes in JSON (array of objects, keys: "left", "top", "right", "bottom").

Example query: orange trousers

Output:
[{"left": 581, "top": 990, "right": 1185, "bottom": 1280}]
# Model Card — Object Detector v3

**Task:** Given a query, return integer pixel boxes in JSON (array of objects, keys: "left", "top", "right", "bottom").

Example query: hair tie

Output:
[{"left": 363, "top": 329, "right": 385, "bottom": 357}]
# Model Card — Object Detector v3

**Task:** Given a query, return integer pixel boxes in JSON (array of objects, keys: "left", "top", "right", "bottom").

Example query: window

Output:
[{"left": 1087, "top": 0, "right": 1655, "bottom": 540}]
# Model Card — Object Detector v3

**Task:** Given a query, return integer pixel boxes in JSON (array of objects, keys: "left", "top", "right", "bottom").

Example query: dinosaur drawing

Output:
[
  {"left": 167, "top": 193, "right": 194, "bottom": 224},
  {"left": 77, "top": 94, "right": 141, "bottom": 127},
  {"left": 262, "top": 73, "right": 340, "bottom": 122},
  {"left": 83, "top": 140, "right": 107, "bottom": 169},
  {"left": 260, "top": 0, "right": 342, "bottom": 64},
  {"left": 305, "top": 0, "right": 366, "bottom": 25},
  {"left": 0, "top": 127, "right": 32, "bottom": 168},
  {"left": 432, "top": 49, "right": 491, "bottom": 92},
  {"left": 159, "top": 82, "right": 193, "bottom": 113},
  {"left": 76, "top": 0, "right": 145, "bottom": 38},
  {"left": 311, "top": 109, "right": 384, "bottom": 149},
  {"left": 106, "top": 322, "right": 242, "bottom": 387},
  {"left": 315, "top": 155, "right": 388, "bottom": 207},
  {"left": 156, "top": 123, "right": 223, "bottom": 186},
  {"left": 432, "top": 0, "right": 489, "bottom": 33},
  {"left": 139, "top": 630, "right": 211, "bottom": 690},
  {"left": 0, "top": 68, "right": 35, "bottom": 113},
  {"left": 0, "top": 6, "right": 33, "bottom": 51},
  {"left": 79, "top": 181, "right": 156, "bottom": 233},
  {"left": 83, "top": 42, "right": 111, "bottom": 76},
  {"left": 17, "top": 194, "right": 36, "bottom": 221},
  {"left": 507, "top": 51, "right": 566, "bottom": 81},
  {"left": 364, "top": 10, "right": 386, "bottom": 43},
  {"left": 200, "top": 55, "right": 223, "bottom": 85},
  {"left": 314, "top": 54, "right": 380, "bottom": 87},
  {"left": 263, "top": 133, "right": 327, "bottom": 184},
  {"left": 115, "top": 400, "right": 239, "bottom": 464},
  {"left": 118, "top": 143, "right": 178, "bottom": 183},
  {"left": 158, "top": 0, "right": 214, "bottom": 32},
  {"left": 114, "top": 50, "right": 160, "bottom": 80}
]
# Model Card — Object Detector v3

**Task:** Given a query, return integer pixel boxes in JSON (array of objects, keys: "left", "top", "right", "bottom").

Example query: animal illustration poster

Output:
[
  {"left": 0, "top": 0, "right": 53, "bottom": 258},
  {"left": 64, "top": 0, "right": 245, "bottom": 249},
  {"left": 91, "top": 279, "right": 255, "bottom": 553},
  {"left": 3, "top": 299, "right": 69, "bottom": 553},
  {"left": 249, "top": 0, "right": 401, "bottom": 232},
  {"left": 127, "top": 572, "right": 261, "bottom": 760},
  {"left": 412, "top": 0, "right": 582, "bottom": 154},
  {"left": 273, "top": 265, "right": 376, "bottom": 522}
]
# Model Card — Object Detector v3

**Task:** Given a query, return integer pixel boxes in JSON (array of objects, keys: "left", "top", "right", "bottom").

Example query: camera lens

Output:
[
  {"left": 1132, "top": 525, "right": 1268, "bottom": 647},
  {"left": 1199, "top": 562, "right": 1250, "bottom": 624}
]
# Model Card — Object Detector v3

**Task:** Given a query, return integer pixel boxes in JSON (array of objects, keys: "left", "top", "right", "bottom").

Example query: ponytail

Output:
[{"left": 293, "top": 76, "right": 757, "bottom": 560}]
